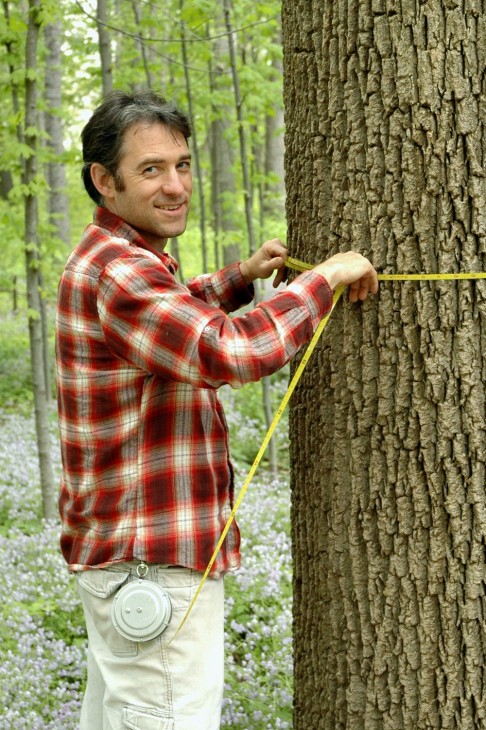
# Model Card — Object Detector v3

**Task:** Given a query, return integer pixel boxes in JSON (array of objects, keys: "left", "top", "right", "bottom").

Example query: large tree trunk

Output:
[{"left": 283, "top": 1, "right": 486, "bottom": 728}]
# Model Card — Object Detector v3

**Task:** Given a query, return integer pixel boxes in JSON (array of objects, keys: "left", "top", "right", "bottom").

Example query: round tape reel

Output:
[{"left": 111, "top": 579, "right": 172, "bottom": 642}]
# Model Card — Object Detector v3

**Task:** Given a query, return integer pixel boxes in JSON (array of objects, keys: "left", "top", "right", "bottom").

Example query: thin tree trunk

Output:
[
  {"left": 131, "top": 0, "right": 153, "bottom": 89},
  {"left": 170, "top": 237, "right": 184, "bottom": 283},
  {"left": 12, "top": 276, "right": 18, "bottom": 314},
  {"left": 44, "top": 19, "right": 70, "bottom": 247},
  {"left": 43, "top": 19, "right": 69, "bottom": 402},
  {"left": 208, "top": 31, "right": 238, "bottom": 268},
  {"left": 2, "top": 0, "right": 22, "bottom": 160},
  {"left": 24, "top": 0, "right": 56, "bottom": 521},
  {"left": 0, "top": 0, "right": 15, "bottom": 199},
  {"left": 180, "top": 0, "right": 208, "bottom": 272},
  {"left": 97, "top": 0, "right": 113, "bottom": 95},
  {"left": 263, "top": 52, "right": 285, "bottom": 218},
  {"left": 222, "top": 0, "right": 256, "bottom": 258}
]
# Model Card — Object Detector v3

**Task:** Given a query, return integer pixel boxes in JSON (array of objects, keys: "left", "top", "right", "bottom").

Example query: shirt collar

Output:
[{"left": 93, "top": 206, "right": 179, "bottom": 274}]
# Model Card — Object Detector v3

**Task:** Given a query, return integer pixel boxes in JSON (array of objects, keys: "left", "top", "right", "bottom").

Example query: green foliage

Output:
[
  {"left": 220, "top": 368, "right": 290, "bottom": 470},
  {"left": 0, "top": 312, "right": 34, "bottom": 410},
  {"left": 0, "top": 0, "right": 285, "bottom": 309}
]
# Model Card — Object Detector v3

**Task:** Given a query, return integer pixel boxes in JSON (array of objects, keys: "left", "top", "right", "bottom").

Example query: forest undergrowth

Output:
[{"left": 0, "top": 311, "right": 293, "bottom": 730}]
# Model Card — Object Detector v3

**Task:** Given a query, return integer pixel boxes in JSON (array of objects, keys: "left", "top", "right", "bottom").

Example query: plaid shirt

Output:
[{"left": 56, "top": 207, "right": 333, "bottom": 576}]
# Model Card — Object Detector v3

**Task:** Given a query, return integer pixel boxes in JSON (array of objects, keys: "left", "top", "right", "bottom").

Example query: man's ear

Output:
[{"left": 90, "top": 163, "right": 115, "bottom": 202}]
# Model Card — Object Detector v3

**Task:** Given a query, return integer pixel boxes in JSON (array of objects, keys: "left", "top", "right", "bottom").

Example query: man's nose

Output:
[{"left": 160, "top": 168, "right": 186, "bottom": 196}]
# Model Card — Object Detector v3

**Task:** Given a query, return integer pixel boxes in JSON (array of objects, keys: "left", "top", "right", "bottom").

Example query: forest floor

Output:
[{"left": 0, "top": 394, "right": 293, "bottom": 729}]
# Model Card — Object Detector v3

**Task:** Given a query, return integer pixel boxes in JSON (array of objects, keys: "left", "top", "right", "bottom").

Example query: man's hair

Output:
[{"left": 81, "top": 89, "right": 192, "bottom": 205}]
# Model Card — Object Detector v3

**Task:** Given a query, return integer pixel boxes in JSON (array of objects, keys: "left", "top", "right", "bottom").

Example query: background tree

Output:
[
  {"left": 283, "top": 0, "right": 486, "bottom": 728},
  {"left": 44, "top": 17, "right": 70, "bottom": 247},
  {"left": 96, "top": 0, "right": 113, "bottom": 94},
  {"left": 23, "top": 0, "right": 56, "bottom": 519}
]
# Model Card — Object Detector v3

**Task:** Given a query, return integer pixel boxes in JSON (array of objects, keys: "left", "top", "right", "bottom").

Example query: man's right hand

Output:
[{"left": 312, "top": 252, "right": 379, "bottom": 303}]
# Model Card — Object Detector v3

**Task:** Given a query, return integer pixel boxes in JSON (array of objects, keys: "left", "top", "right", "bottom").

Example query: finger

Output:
[
  {"left": 348, "top": 280, "right": 360, "bottom": 303},
  {"left": 361, "top": 271, "right": 378, "bottom": 297},
  {"left": 350, "top": 275, "right": 375, "bottom": 302},
  {"left": 358, "top": 281, "right": 370, "bottom": 301},
  {"left": 268, "top": 255, "right": 285, "bottom": 273},
  {"left": 273, "top": 266, "right": 288, "bottom": 288}
]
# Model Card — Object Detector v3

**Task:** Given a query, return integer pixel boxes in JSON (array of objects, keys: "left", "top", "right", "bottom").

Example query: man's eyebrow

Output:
[{"left": 136, "top": 153, "right": 192, "bottom": 170}]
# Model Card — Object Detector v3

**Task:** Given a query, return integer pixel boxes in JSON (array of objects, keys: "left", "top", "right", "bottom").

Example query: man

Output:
[{"left": 55, "top": 89, "right": 378, "bottom": 730}]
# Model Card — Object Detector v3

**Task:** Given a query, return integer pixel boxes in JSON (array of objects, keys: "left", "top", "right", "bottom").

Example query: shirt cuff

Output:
[{"left": 286, "top": 270, "right": 334, "bottom": 329}]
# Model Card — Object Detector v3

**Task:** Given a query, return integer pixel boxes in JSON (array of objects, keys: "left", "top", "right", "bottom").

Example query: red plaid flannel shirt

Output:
[{"left": 56, "top": 207, "right": 333, "bottom": 576}]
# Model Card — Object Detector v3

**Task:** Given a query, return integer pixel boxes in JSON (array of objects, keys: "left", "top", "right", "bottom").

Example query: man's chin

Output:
[{"left": 138, "top": 223, "right": 188, "bottom": 250}]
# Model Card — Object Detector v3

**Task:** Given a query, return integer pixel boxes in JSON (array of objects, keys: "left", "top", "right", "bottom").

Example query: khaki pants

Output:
[{"left": 76, "top": 563, "right": 224, "bottom": 730}]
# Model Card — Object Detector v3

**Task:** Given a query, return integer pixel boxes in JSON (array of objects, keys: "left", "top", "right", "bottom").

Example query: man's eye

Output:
[
  {"left": 178, "top": 161, "right": 191, "bottom": 170},
  {"left": 144, "top": 166, "right": 158, "bottom": 174}
]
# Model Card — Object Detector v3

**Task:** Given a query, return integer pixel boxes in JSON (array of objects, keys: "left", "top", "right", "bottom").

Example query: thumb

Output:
[
  {"left": 262, "top": 256, "right": 285, "bottom": 280},
  {"left": 268, "top": 255, "right": 285, "bottom": 271}
]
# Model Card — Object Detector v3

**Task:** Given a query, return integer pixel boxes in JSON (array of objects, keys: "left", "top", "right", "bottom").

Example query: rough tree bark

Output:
[{"left": 283, "top": 1, "right": 486, "bottom": 728}]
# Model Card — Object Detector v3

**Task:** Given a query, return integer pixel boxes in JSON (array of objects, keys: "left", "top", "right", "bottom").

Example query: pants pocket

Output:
[
  {"left": 76, "top": 569, "right": 139, "bottom": 657},
  {"left": 76, "top": 569, "right": 130, "bottom": 598},
  {"left": 123, "top": 704, "right": 174, "bottom": 729}
]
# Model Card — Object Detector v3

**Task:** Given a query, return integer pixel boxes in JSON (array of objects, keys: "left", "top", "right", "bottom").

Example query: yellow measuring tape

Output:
[
  {"left": 286, "top": 256, "right": 486, "bottom": 280},
  {"left": 172, "top": 255, "right": 486, "bottom": 639}
]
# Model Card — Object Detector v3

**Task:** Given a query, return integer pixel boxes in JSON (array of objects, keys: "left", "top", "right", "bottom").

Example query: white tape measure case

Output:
[{"left": 111, "top": 578, "right": 172, "bottom": 642}]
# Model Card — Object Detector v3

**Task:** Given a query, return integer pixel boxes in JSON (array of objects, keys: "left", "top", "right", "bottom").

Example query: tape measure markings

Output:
[{"left": 286, "top": 256, "right": 486, "bottom": 280}]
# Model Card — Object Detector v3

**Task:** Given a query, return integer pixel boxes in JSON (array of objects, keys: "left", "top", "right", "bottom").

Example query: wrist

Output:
[
  {"left": 239, "top": 261, "right": 253, "bottom": 286},
  {"left": 312, "top": 263, "right": 339, "bottom": 290}
]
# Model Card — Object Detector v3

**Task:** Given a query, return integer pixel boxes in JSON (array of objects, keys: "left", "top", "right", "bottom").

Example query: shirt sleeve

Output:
[
  {"left": 186, "top": 262, "right": 254, "bottom": 313},
  {"left": 97, "top": 251, "right": 333, "bottom": 389}
]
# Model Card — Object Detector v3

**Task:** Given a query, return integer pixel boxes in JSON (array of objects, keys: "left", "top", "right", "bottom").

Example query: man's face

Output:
[{"left": 103, "top": 122, "right": 192, "bottom": 251}]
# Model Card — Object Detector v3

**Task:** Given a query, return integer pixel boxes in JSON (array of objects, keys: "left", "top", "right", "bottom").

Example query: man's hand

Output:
[
  {"left": 240, "top": 239, "right": 288, "bottom": 289},
  {"left": 313, "top": 252, "right": 379, "bottom": 303}
]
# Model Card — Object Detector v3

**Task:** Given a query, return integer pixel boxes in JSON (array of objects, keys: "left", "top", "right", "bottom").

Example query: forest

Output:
[
  {"left": 3, "top": 0, "right": 486, "bottom": 727},
  {"left": 0, "top": 0, "right": 292, "bottom": 727}
]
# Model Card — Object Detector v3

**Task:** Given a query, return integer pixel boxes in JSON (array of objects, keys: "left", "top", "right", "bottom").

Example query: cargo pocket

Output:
[
  {"left": 122, "top": 704, "right": 174, "bottom": 729},
  {"left": 76, "top": 569, "right": 138, "bottom": 657},
  {"left": 76, "top": 569, "right": 129, "bottom": 598}
]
